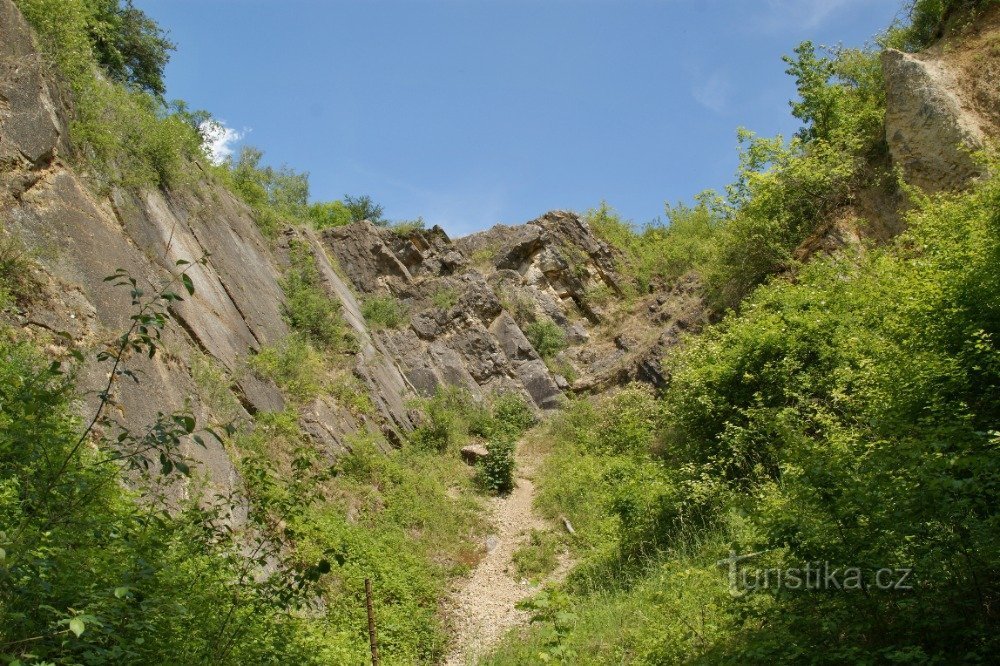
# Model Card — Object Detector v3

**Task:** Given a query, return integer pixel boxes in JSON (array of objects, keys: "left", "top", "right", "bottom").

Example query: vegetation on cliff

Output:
[
  {"left": 487, "top": 5, "right": 1000, "bottom": 662},
  {"left": 3, "top": 0, "right": 999, "bottom": 664}
]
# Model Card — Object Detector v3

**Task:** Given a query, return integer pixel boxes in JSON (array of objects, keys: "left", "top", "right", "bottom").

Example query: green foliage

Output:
[
  {"left": 489, "top": 391, "right": 537, "bottom": 439},
  {"left": 281, "top": 238, "right": 354, "bottom": 352},
  {"left": 306, "top": 200, "right": 352, "bottom": 229},
  {"left": 480, "top": 437, "right": 517, "bottom": 494},
  {"left": 409, "top": 387, "right": 485, "bottom": 452},
  {"left": 86, "top": 0, "right": 174, "bottom": 97},
  {"left": 343, "top": 193, "right": 386, "bottom": 225},
  {"left": 15, "top": 0, "right": 205, "bottom": 189},
  {"left": 190, "top": 351, "right": 241, "bottom": 423},
  {"left": 473, "top": 393, "right": 535, "bottom": 495},
  {"left": 592, "top": 43, "right": 887, "bottom": 313},
  {"left": 430, "top": 286, "right": 459, "bottom": 310},
  {"left": 890, "top": 0, "right": 999, "bottom": 50},
  {"left": 0, "top": 265, "right": 341, "bottom": 665},
  {"left": 229, "top": 146, "right": 310, "bottom": 236},
  {"left": 0, "top": 233, "right": 39, "bottom": 306},
  {"left": 588, "top": 200, "right": 720, "bottom": 295},
  {"left": 492, "top": 161, "right": 1000, "bottom": 664},
  {"left": 525, "top": 318, "right": 567, "bottom": 359},
  {"left": 249, "top": 334, "right": 326, "bottom": 404},
  {"left": 361, "top": 294, "right": 408, "bottom": 329},
  {"left": 406, "top": 388, "right": 533, "bottom": 496}
]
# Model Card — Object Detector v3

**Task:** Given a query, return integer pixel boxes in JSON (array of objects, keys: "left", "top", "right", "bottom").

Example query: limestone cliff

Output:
[{"left": 4, "top": 0, "right": 1000, "bottom": 502}]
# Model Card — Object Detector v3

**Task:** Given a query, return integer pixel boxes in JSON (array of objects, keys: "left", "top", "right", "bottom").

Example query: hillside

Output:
[{"left": 2, "top": 0, "right": 999, "bottom": 663}]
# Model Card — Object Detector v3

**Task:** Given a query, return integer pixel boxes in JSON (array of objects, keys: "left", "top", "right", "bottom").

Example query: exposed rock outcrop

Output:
[{"left": 882, "top": 48, "right": 986, "bottom": 192}]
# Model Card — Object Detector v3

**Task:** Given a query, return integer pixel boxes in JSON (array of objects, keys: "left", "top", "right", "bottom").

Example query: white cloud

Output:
[
  {"left": 199, "top": 119, "right": 244, "bottom": 165},
  {"left": 691, "top": 70, "right": 732, "bottom": 115}
]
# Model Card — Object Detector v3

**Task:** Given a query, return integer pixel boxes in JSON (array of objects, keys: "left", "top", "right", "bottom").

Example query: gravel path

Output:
[{"left": 442, "top": 441, "right": 571, "bottom": 665}]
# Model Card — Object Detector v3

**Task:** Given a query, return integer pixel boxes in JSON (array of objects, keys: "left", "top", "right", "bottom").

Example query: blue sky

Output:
[{"left": 137, "top": 0, "right": 904, "bottom": 236}]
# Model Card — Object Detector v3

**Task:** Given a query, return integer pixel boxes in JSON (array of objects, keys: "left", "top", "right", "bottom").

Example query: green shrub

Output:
[
  {"left": 362, "top": 294, "right": 407, "bottom": 329},
  {"left": 409, "top": 387, "right": 482, "bottom": 452},
  {"left": 16, "top": 0, "right": 205, "bottom": 190},
  {"left": 491, "top": 392, "right": 536, "bottom": 438},
  {"left": 525, "top": 318, "right": 567, "bottom": 359},
  {"left": 190, "top": 351, "right": 241, "bottom": 423},
  {"left": 281, "top": 239, "right": 354, "bottom": 352},
  {"left": 343, "top": 193, "right": 386, "bottom": 225},
  {"left": 0, "top": 234, "right": 39, "bottom": 306},
  {"left": 229, "top": 146, "right": 312, "bottom": 236},
  {"left": 480, "top": 436, "right": 516, "bottom": 494},
  {"left": 890, "top": 0, "right": 999, "bottom": 50},
  {"left": 86, "top": 0, "right": 174, "bottom": 98},
  {"left": 430, "top": 286, "right": 459, "bottom": 310},
  {"left": 249, "top": 334, "right": 326, "bottom": 404},
  {"left": 307, "top": 200, "right": 352, "bottom": 229},
  {"left": 588, "top": 200, "right": 720, "bottom": 295}
]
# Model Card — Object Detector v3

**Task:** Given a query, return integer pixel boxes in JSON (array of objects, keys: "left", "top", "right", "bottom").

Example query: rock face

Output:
[
  {"left": 882, "top": 48, "right": 986, "bottom": 192},
  {"left": 0, "top": 0, "right": 416, "bottom": 502},
  {"left": 4, "top": 0, "right": 690, "bottom": 504},
  {"left": 321, "top": 212, "right": 633, "bottom": 411}
]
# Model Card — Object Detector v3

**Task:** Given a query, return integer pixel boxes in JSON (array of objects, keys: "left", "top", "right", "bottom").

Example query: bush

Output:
[
  {"left": 343, "top": 194, "right": 386, "bottom": 225},
  {"left": 281, "top": 238, "right": 354, "bottom": 352},
  {"left": 390, "top": 217, "right": 426, "bottom": 235},
  {"left": 480, "top": 436, "right": 516, "bottom": 494},
  {"left": 307, "top": 200, "right": 352, "bottom": 229},
  {"left": 525, "top": 318, "right": 567, "bottom": 359},
  {"left": 87, "top": 0, "right": 174, "bottom": 98},
  {"left": 362, "top": 294, "right": 407, "bottom": 329},
  {"left": 588, "top": 200, "right": 720, "bottom": 294},
  {"left": 229, "top": 146, "right": 310, "bottom": 236},
  {"left": 491, "top": 392, "right": 536, "bottom": 438},
  {"left": 891, "top": 0, "right": 998, "bottom": 50},
  {"left": 430, "top": 287, "right": 459, "bottom": 310},
  {"left": 409, "top": 387, "right": 483, "bottom": 452},
  {"left": 0, "top": 234, "right": 40, "bottom": 306},
  {"left": 249, "top": 334, "right": 326, "bottom": 404}
]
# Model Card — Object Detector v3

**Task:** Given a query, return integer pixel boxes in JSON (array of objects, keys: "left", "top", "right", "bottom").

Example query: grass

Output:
[
  {"left": 362, "top": 294, "right": 408, "bottom": 329},
  {"left": 430, "top": 287, "right": 459, "bottom": 311},
  {"left": 248, "top": 334, "right": 326, "bottom": 404},
  {"left": 281, "top": 239, "right": 355, "bottom": 352},
  {"left": 525, "top": 318, "right": 567, "bottom": 359},
  {"left": 189, "top": 351, "right": 241, "bottom": 423},
  {"left": 512, "top": 530, "right": 561, "bottom": 580},
  {"left": 227, "top": 418, "right": 488, "bottom": 664}
]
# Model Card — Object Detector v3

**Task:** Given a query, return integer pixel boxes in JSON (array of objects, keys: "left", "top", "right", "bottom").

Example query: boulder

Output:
[{"left": 461, "top": 443, "right": 489, "bottom": 465}]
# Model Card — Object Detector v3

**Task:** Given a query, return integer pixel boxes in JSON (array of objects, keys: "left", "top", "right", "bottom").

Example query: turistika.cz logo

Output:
[{"left": 716, "top": 550, "right": 913, "bottom": 596}]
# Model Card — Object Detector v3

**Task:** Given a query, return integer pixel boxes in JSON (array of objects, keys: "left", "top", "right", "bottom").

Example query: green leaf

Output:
[
  {"left": 181, "top": 273, "right": 195, "bottom": 296},
  {"left": 114, "top": 586, "right": 130, "bottom": 599},
  {"left": 69, "top": 617, "right": 85, "bottom": 637}
]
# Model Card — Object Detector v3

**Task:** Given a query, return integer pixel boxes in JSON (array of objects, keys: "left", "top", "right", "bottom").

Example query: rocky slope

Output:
[
  {"left": 0, "top": 0, "right": 677, "bottom": 503},
  {"left": 2, "top": 0, "right": 998, "bottom": 499}
]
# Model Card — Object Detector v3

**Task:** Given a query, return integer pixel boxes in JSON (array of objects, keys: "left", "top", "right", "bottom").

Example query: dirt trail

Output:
[{"left": 443, "top": 441, "right": 571, "bottom": 665}]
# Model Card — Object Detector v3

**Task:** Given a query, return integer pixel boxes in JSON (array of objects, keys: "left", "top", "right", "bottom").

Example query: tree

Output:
[
  {"left": 86, "top": 0, "right": 175, "bottom": 98},
  {"left": 343, "top": 194, "right": 386, "bottom": 225}
]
